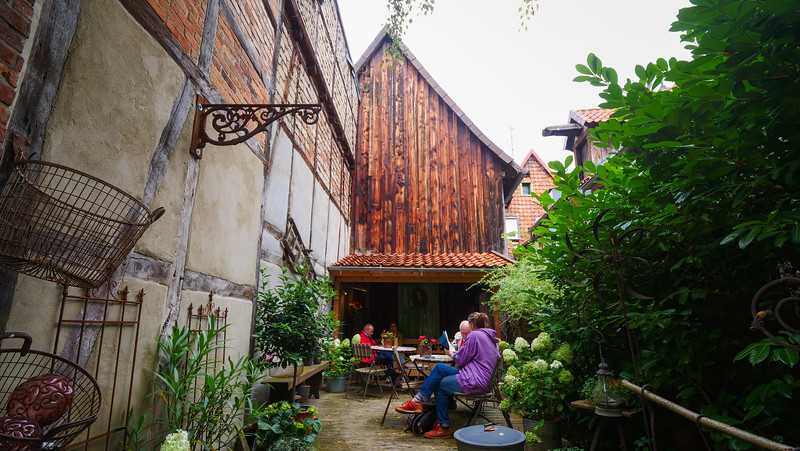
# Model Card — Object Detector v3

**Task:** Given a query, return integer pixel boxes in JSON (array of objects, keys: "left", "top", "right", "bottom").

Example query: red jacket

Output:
[{"left": 359, "top": 331, "right": 378, "bottom": 363}]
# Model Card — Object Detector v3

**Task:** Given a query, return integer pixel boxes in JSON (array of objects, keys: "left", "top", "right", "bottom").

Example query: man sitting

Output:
[{"left": 360, "top": 324, "right": 401, "bottom": 387}]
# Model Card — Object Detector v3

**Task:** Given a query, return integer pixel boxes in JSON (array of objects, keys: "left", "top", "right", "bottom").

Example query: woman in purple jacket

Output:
[{"left": 396, "top": 312, "right": 499, "bottom": 439}]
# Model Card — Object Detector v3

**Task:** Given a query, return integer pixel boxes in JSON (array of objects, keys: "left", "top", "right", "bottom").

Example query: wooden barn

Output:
[{"left": 329, "top": 30, "right": 521, "bottom": 342}]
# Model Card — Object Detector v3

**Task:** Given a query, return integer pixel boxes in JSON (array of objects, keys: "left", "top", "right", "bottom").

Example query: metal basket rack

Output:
[
  {"left": 0, "top": 158, "right": 164, "bottom": 289},
  {"left": 0, "top": 333, "right": 102, "bottom": 450}
]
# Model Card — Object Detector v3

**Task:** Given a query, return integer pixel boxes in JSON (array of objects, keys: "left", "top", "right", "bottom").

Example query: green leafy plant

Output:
[
  {"left": 499, "top": 333, "right": 575, "bottom": 421},
  {"left": 253, "top": 265, "right": 336, "bottom": 398},
  {"left": 251, "top": 402, "right": 321, "bottom": 449},
  {"left": 323, "top": 338, "right": 354, "bottom": 377},
  {"left": 123, "top": 317, "right": 267, "bottom": 450}
]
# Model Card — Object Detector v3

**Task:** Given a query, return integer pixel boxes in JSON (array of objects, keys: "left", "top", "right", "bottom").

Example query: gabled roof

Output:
[
  {"left": 519, "top": 149, "right": 553, "bottom": 178},
  {"left": 355, "top": 28, "right": 521, "bottom": 176}
]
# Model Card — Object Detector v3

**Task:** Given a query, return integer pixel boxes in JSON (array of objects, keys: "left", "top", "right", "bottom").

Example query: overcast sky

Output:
[{"left": 337, "top": 0, "right": 693, "bottom": 166}]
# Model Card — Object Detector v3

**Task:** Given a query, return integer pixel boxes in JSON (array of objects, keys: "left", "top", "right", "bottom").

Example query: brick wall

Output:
[
  {"left": 505, "top": 150, "right": 554, "bottom": 249},
  {"left": 0, "top": 0, "right": 34, "bottom": 143}
]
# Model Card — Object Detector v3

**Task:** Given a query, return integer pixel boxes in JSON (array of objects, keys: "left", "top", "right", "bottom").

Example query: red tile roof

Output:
[
  {"left": 573, "top": 108, "right": 614, "bottom": 125},
  {"left": 331, "top": 252, "right": 513, "bottom": 269}
]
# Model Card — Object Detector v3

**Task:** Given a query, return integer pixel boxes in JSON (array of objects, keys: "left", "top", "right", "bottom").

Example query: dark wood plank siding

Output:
[{"left": 354, "top": 40, "right": 506, "bottom": 254}]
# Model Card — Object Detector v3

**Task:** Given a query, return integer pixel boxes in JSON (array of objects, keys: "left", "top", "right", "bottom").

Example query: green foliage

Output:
[
  {"left": 323, "top": 337, "right": 355, "bottom": 377},
  {"left": 123, "top": 317, "right": 267, "bottom": 450},
  {"left": 251, "top": 402, "right": 321, "bottom": 449},
  {"left": 499, "top": 333, "right": 575, "bottom": 420},
  {"left": 479, "top": 259, "right": 562, "bottom": 323},
  {"left": 384, "top": 0, "right": 435, "bottom": 65},
  {"left": 253, "top": 265, "right": 336, "bottom": 368},
  {"left": 508, "top": 0, "right": 800, "bottom": 447}
]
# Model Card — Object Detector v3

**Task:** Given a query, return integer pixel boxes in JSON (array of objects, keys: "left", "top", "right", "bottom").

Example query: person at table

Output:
[
  {"left": 396, "top": 312, "right": 499, "bottom": 439},
  {"left": 448, "top": 320, "right": 471, "bottom": 352},
  {"left": 360, "top": 324, "right": 401, "bottom": 386},
  {"left": 388, "top": 322, "right": 404, "bottom": 345}
]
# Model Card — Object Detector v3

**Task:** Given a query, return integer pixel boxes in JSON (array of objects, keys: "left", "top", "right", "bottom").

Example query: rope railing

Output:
[{"left": 620, "top": 380, "right": 798, "bottom": 451}]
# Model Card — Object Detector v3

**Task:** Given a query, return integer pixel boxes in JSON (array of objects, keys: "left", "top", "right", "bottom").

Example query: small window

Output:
[
  {"left": 521, "top": 183, "right": 531, "bottom": 196},
  {"left": 505, "top": 217, "right": 520, "bottom": 240}
]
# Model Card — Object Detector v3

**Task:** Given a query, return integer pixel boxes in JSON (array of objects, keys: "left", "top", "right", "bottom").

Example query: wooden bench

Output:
[{"left": 262, "top": 361, "right": 329, "bottom": 403}]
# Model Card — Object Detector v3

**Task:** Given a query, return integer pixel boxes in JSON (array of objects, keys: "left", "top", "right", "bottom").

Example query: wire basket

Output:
[
  {"left": 0, "top": 333, "right": 102, "bottom": 450},
  {"left": 0, "top": 159, "right": 164, "bottom": 289}
]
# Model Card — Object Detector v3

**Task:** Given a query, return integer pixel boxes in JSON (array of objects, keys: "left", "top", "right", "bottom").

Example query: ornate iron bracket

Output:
[
  {"left": 750, "top": 277, "right": 800, "bottom": 351},
  {"left": 190, "top": 96, "right": 322, "bottom": 159}
]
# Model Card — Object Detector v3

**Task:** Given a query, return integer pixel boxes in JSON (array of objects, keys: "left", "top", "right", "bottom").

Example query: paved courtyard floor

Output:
[{"left": 307, "top": 382, "right": 525, "bottom": 450}]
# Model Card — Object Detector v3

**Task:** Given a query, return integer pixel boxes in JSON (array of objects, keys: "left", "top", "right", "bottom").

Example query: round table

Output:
[
  {"left": 410, "top": 354, "right": 454, "bottom": 364},
  {"left": 369, "top": 345, "right": 416, "bottom": 353}
]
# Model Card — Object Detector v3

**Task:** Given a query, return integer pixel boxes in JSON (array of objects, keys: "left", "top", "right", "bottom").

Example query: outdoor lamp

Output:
[{"left": 592, "top": 358, "right": 622, "bottom": 417}]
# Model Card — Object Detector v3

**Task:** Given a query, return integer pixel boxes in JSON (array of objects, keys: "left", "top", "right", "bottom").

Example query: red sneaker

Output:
[
  {"left": 424, "top": 423, "right": 453, "bottom": 439},
  {"left": 395, "top": 399, "right": 423, "bottom": 414}
]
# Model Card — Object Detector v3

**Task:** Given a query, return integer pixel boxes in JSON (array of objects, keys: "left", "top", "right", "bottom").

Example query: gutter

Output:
[{"left": 327, "top": 266, "right": 499, "bottom": 274}]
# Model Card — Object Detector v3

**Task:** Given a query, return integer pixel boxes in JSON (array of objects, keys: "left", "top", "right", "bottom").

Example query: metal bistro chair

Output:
[
  {"left": 346, "top": 342, "right": 388, "bottom": 402},
  {"left": 381, "top": 347, "right": 425, "bottom": 425},
  {"left": 452, "top": 355, "right": 513, "bottom": 428}
]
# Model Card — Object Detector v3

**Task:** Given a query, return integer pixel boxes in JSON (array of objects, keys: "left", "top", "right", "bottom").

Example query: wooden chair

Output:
[
  {"left": 452, "top": 355, "right": 512, "bottom": 427},
  {"left": 381, "top": 347, "right": 425, "bottom": 425},
  {"left": 346, "top": 342, "right": 387, "bottom": 402}
]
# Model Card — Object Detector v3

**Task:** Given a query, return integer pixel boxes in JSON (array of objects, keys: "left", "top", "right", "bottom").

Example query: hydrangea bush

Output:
[{"left": 499, "top": 332, "right": 575, "bottom": 421}]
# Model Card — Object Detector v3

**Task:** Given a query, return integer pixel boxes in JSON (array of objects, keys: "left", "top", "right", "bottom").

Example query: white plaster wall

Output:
[
  {"left": 289, "top": 149, "right": 314, "bottom": 245},
  {"left": 40, "top": 0, "right": 183, "bottom": 198},
  {"left": 326, "top": 205, "right": 342, "bottom": 266},
  {"left": 264, "top": 129, "right": 292, "bottom": 232},
  {"left": 339, "top": 217, "right": 350, "bottom": 264},
  {"left": 185, "top": 143, "right": 262, "bottom": 285},
  {"left": 134, "top": 113, "right": 194, "bottom": 262},
  {"left": 177, "top": 290, "right": 254, "bottom": 359},
  {"left": 4, "top": 275, "right": 63, "bottom": 344},
  {"left": 309, "top": 180, "right": 329, "bottom": 263}
]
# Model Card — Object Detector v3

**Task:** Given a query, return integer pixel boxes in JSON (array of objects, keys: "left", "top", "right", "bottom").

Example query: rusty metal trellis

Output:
[
  {"left": 750, "top": 276, "right": 800, "bottom": 352},
  {"left": 53, "top": 284, "right": 145, "bottom": 450}
]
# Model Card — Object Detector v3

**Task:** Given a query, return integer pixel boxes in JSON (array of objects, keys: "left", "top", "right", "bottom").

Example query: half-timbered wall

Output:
[
  {"left": 354, "top": 39, "right": 507, "bottom": 254},
  {"left": 0, "top": 0, "right": 357, "bottom": 444}
]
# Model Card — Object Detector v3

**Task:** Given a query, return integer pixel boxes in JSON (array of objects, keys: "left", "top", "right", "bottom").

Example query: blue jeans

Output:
[
  {"left": 419, "top": 363, "right": 461, "bottom": 427},
  {"left": 376, "top": 351, "right": 405, "bottom": 381}
]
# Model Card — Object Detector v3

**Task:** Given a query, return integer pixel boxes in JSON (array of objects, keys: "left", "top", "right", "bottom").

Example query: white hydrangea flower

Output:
[
  {"left": 503, "top": 374, "right": 519, "bottom": 385},
  {"left": 550, "top": 360, "right": 563, "bottom": 370},
  {"left": 514, "top": 337, "right": 529, "bottom": 353},
  {"left": 532, "top": 359, "right": 548, "bottom": 373},
  {"left": 333, "top": 338, "right": 341, "bottom": 346},
  {"left": 160, "top": 429, "right": 190, "bottom": 451},
  {"left": 530, "top": 332, "right": 552, "bottom": 352},
  {"left": 502, "top": 348, "right": 518, "bottom": 364}
]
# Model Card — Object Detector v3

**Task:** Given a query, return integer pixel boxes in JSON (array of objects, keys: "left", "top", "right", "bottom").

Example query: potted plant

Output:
[
  {"left": 250, "top": 401, "right": 320, "bottom": 450},
  {"left": 380, "top": 330, "right": 396, "bottom": 347},
  {"left": 253, "top": 265, "right": 336, "bottom": 400},
  {"left": 499, "top": 333, "right": 575, "bottom": 450},
  {"left": 416, "top": 335, "right": 437, "bottom": 356},
  {"left": 323, "top": 338, "right": 354, "bottom": 393}
]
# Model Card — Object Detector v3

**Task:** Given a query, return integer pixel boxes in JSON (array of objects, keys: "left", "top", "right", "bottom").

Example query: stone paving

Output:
[{"left": 308, "top": 382, "right": 525, "bottom": 450}]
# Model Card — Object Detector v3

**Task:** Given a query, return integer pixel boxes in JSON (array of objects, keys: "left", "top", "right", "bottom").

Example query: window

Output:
[
  {"left": 505, "top": 217, "right": 520, "bottom": 240},
  {"left": 521, "top": 183, "right": 531, "bottom": 196}
]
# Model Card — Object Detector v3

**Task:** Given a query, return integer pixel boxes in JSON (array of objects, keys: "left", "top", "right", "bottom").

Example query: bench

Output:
[{"left": 263, "top": 361, "right": 329, "bottom": 403}]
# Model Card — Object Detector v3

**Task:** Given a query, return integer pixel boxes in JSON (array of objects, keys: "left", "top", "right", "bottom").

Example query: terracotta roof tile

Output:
[
  {"left": 331, "top": 252, "right": 513, "bottom": 269},
  {"left": 574, "top": 108, "right": 614, "bottom": 125}
]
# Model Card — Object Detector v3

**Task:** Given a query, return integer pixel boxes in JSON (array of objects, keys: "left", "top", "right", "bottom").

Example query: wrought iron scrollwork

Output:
[
  {"left": 190, "top": 99, "right": 321, "bottom": 158},
  {"left": 750, "top": 277, "right": 800, "bottom": 351}
]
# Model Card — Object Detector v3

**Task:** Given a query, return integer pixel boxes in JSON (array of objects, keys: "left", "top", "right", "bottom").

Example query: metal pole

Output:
[{"left": 620, "top": 380, "right": 798, "bottom": 451}]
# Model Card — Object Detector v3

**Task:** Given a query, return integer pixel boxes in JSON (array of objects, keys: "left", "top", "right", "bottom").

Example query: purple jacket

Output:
[{"left": 454, "top": 328, "right": 499, "bottom": 395}]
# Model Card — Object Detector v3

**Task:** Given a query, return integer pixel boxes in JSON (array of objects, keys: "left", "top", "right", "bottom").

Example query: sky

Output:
[{"left": 336, "top": 0, "right": 693, "bottom": 167}]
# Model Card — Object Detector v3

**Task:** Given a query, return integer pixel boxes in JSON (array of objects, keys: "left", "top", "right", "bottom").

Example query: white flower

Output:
[
  {"left": 502, "top": 348, "right": 518, "bottom": 364},
  {"left": 160, "top": 429, "right": 190, "bottom": 451},
  {"left": 550, "top": 360, "right": 563, "bottom": 370},
  {"left": 333, "top": 338, "right": 341, "bottom": 346},
  {"left": 531, "top": 332, "right": 552, "bottom": 352},
  {"left": 514, "top": 337, "right": 529, "bottom": 353},
  {"left": 532, "top": 359, "right": 548, "bottom": 373}
]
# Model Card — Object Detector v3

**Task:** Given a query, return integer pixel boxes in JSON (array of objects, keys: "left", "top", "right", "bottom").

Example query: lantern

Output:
[{"left": 592, "top": 358, "right": 622, "bottom": 417}]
